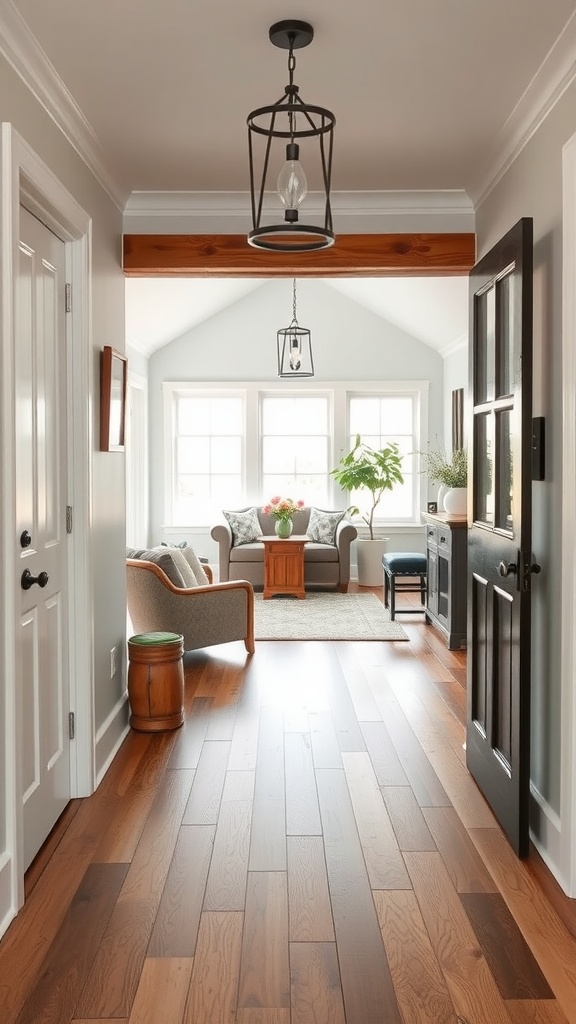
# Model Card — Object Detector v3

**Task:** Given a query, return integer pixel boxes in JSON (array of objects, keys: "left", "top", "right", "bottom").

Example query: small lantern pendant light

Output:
[
  {"left": 277, "top": 279, "right": 314, "bottom": 377},
  {"left": 247, "top": 20, "right": 336, "bottom": 252}
]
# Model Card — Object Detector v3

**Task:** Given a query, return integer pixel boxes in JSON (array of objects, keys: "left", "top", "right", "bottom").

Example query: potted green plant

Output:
[
  {"left": 422, "top": 447, "right": 467, "bottom": 514},
  {"left": 331, "top": 434, "right": 404, "bottom": 585}
]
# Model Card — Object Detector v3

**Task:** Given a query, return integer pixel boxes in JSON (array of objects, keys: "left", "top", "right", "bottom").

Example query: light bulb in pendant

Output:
[
  {"left": 289, "top": 334, "right": 302, "bottom": 371},
  {"left": 277, "top": 142, "right": 307, "bottom": 222}
]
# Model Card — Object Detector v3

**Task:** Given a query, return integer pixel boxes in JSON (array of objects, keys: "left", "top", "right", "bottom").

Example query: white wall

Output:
[
  {"left": 443, "top": 344, "right": 468, "bottom": 449},
  {"left": 475, "top": 77, "right": 576, "bottom": 891}
]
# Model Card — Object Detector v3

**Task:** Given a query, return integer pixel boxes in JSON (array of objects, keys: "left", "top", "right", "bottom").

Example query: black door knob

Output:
[
  {"left": 21, "top": 569, "right": 49, "bottom": 590},
  {"left": 20, "top": 530, "right": 32, "bottom": 548},
  {"left": 498, "top": 561, "right": 517, "bottom": 578}
]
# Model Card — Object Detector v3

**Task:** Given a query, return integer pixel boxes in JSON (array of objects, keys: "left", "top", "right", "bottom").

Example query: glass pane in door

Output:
[
  {"left": 474, "top": 286, "right": 495, "bottom": 404},
  {"left": 496, "top": 272, "right": 514, "bottom": 398},
  {"left": 495, "top": 408, "right": 513, "bottom": 532},
  {"left": 474, "top": 412, "right": 494, "bottom": 525}
]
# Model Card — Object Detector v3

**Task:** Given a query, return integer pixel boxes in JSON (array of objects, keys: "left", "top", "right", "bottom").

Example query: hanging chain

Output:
[
  {"left": 288, "top": 44, "right": 296, "bottom": 140},
  {"left": 291, "top": 278, "right": 299, "bottom": 327}
]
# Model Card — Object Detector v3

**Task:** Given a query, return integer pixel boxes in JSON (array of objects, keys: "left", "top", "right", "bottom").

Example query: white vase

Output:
[
  {"left": 356, "top": 538, "right": 389, "bottom": 587},
  {"left": 437, "top": 484, "right": 448, "bottom": 511},
  {"left": 443, "top": 487, "right": 467, "bottom": 516}
]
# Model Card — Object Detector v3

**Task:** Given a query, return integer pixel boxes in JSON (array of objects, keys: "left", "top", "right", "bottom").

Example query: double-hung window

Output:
[
  {"left": 260, "top": 393, "right": 331, "bottom": 506},
  {"left": 169, "top": 389, "right": 244, "bottom": 526}
]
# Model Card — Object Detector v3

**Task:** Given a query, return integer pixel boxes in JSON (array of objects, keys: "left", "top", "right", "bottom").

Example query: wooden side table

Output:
[
  {"left": 127, "top": 631, "right": 185, "bottom": 731},
  {"left": 261, "top": 535, "right": 308, "bottom": 599}
]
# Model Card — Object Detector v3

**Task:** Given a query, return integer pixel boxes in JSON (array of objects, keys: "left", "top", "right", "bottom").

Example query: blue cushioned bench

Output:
[{"left": 382, "top": 552, "right": 427, "bottom": 620}]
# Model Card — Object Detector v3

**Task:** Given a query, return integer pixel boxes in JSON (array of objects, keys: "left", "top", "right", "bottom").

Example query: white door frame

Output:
[
  {"left": 0, "top": 123, "right": 94, "bottom": 928},
  {"left": 560, "top": 130, "right": 576, "bottom": 897}
]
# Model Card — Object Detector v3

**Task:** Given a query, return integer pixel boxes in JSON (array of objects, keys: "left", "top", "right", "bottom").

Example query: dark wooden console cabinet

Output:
[{"left": 422, "top": 511, "right": 468, "bottom": 650}]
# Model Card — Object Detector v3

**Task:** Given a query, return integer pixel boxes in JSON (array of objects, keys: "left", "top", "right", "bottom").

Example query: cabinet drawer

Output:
[
  {"left": 437, "top": 527, "right": 451, "bottom": 553},
  {"left": 426, "top": 524, "right": 438, "bottom": 546}
]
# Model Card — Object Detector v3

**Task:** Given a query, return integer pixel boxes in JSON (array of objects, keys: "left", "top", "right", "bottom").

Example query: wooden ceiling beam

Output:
[{"left": 122, "top": 232, "right": 476, "bottom": 277}]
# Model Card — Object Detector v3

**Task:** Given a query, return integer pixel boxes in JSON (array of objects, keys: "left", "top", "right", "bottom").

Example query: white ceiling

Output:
[{"left": 6, "top": 0, "right": 575, "bottom": 354}]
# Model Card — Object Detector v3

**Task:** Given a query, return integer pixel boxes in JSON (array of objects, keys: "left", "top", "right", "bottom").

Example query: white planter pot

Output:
[
  {"left": 437, "top": 484, "right": 448, "bottom": 511},
  {"left": 356, "top": 538, "right": 388, "bottom": 587},
  {"left": 443, "top": 487, "right": 467, "bottom": 516}
]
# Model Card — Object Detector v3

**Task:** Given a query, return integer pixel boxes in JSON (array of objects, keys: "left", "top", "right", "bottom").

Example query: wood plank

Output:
[
  {"left": 182, "top": 740, "right": 230, "bottom": 825},
  {"left": 469, "top": 827, "right": 576, "bottom": 1020},
  {"left": 381, "top": 786, "right": 437, "bottom": 852},
  {"left": 237, "top": 873, "right": 290, "bottom": 1010},
  {"left": 290, "top": 942, "right": 346, "bottom": 1024},
  {"left": 204, "top": 662, "right": 243, "bottom": 741},
  {"left": 376, "top": 701, "right": 452, "bottom": 807},
  {"left": 423, "top": 806, "right": 498, "bottom": 893},
  {"left": 404, "top": 851, "right": 519, "bottom": 1024},
  {"left": 360, "top": 720, "right": 409, "bottom": 786},
  {"left": 342, "top": 752, "right": 411, "bottom": 889},
  {"left": 184, "top": 912, "right": 244, "bottom": 1024},
  {"left": 236, "top": 1011, "right": 290, "bottom": 1024},
  {"left": 505, "top": 1000, "right": 573, "bottom": 1023},
  {"left": 335, "top": 643, "right": 383, "bottom": 722},
  {"left": 14, "top": 863, "right": 128, "bottom": 1024},
  {"left": 285, "top": 732, "right": 322, "bottom": 835},
  {"left": 203, "top": 771, "right": 254, "bottom": 911},
  {"left": 75, "top": 770, "right": 194, "bottom": 1019},
  {"left": 309, "top": 710, "right": 342, "bottom": 769},
  {"left": 168, "top": 695, "right": 211, "bottom": 769},
  {"left": 127, "top": 957, "right": 193, "bottom": 1024},
  {"left": 123, "top": 232, "right": 476, "bottom": 277},
  {"left": 460, "top": 892, "right": 554, "bottom": 999},
  {"left": 96, "top": 735, "right": 180, "bottom": 863},
  {"left": 248, "top": 706, "right": 286, "bottom": 871},
  {"left": 315, "top": 768, "right": 402, "bottom": 1024},
  {"left": 324, "top": 649, "right": 367, "bottom": 752},
  {"left": 287, "top": 836, "right": 335, "bottom": 942},
  {"left": 373, "top": 889, "right": 457, "bottom": 1024},
  {"left": 148, "top": 824, "right": 215, "bottom": 956},
  {"left": 228, "top": 659, "right": 263, "bottom": 770}
]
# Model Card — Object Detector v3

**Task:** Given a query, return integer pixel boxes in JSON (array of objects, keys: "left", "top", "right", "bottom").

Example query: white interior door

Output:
[{"left": 16, "top": 206, "right": 70, "bottom": 870}]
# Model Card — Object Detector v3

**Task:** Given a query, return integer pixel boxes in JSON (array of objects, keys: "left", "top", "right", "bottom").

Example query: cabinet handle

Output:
[{"left": 440, "top": 535, "right": 446, "bottom": 543}]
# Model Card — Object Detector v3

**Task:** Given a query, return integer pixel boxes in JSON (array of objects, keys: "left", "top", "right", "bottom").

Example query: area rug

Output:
[{"left": 254, "top": 592, "right": 409, "bottom": 641}]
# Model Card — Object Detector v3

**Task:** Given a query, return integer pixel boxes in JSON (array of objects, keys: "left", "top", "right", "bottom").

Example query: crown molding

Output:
[
  {"left": 470, "top": 10, "right": 576, "bottom": 206},
  {"left": 0, "top": 0, "right": 126, "bottom": 210},
  {"left": 123, "top": 189, "right": 474, "bottom": 218},
  {"left": 440, "top": 332, "right": 468, "bottom": 360}
]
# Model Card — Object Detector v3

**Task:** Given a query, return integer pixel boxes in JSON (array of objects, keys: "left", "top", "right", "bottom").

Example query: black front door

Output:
[{"left": 466, "top": 218, "right": 537, "bottom": 857}]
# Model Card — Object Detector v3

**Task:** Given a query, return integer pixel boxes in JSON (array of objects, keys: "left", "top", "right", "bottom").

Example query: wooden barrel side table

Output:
[{"left": 127, "top": 632, "right": 185, "bottom": 732}]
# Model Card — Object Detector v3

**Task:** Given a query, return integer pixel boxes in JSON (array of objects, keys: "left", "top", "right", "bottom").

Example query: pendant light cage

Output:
[
  {"left": 247, "top": 20, "right": 336, "bottom": 252},
  {"left": 277, "top": 278, "right": 314, "bottom": 377}
]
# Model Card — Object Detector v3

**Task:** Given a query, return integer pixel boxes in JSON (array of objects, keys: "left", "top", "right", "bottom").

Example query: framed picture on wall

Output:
[{"left": 100, "top": 346, "right": 127, "bottom": 451}]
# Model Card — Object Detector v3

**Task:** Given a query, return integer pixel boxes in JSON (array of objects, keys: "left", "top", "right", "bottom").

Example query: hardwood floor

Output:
[{"left": 2, "top": 586, "right": 576, "bottom": 1024}]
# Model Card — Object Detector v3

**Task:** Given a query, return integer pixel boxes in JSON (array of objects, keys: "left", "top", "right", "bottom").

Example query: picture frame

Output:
[
  {"left": 427, "top": 501, "right": 438, "bottom": 514},
  {"left": 100, "top": 346, "right": 127, "bottom": 451}
]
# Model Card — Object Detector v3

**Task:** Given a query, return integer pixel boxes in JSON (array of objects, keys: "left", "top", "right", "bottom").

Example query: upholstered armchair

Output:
[
  {"left": 126, "top": 555, "right": 255, "bottom": 654},
  {"left": 211, "top": 506, "right": 357, "bottom": 592}
]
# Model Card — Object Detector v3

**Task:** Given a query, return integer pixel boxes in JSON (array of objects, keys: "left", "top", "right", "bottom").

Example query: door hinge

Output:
[
  {"left": 65, "top": 283, "right": 71, "bottom": 313},
  {"left": 66, "top": 506, "right": 73, "bottom": 533},
  {"left": 68, "top": 712, "right": 75, "bottom": 740}
]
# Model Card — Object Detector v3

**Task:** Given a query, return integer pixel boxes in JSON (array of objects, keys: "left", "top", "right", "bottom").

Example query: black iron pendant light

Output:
[
  {"left": 247, "top": 20, "right": 335, "bottom": 252},
  {"left": 277, "top": 279, "right": 314, "bottom": 377}
]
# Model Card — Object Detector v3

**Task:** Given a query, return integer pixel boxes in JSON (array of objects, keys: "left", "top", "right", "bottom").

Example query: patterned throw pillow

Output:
[
  {"left": 307, "top": 508, "right": 345, "bottom": 545},
  {"left": 161, "top": 542, "right": 209, "bottom": 585},
  {"left": 223, "top": 507, "right": 262, "bottom": 546}
]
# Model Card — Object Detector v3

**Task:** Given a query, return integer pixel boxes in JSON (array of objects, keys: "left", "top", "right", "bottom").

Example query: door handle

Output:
[
  {"left": 20, "top": 530, "right": 32, "bottom": 548},
  {"left": 21, "top": 569, "right": 49, "bottom": 590},
  {"left": 498, "top": 560, "right": 517, "bottom": 578}
]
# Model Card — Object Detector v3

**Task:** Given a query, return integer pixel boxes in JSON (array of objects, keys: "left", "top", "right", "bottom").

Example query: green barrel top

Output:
[{"left": 129, "top": 632, "right": 183, "bottom": 645}]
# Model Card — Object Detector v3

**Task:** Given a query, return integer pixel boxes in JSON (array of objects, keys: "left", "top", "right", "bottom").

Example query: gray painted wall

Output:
[{"left": 476, "top": 78, "right": 576, "bottom": 874}]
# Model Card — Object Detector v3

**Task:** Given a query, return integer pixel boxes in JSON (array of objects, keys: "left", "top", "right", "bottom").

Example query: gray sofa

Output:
[{"left": 211, "top": 506, "right": 357, "bottom": 592}]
